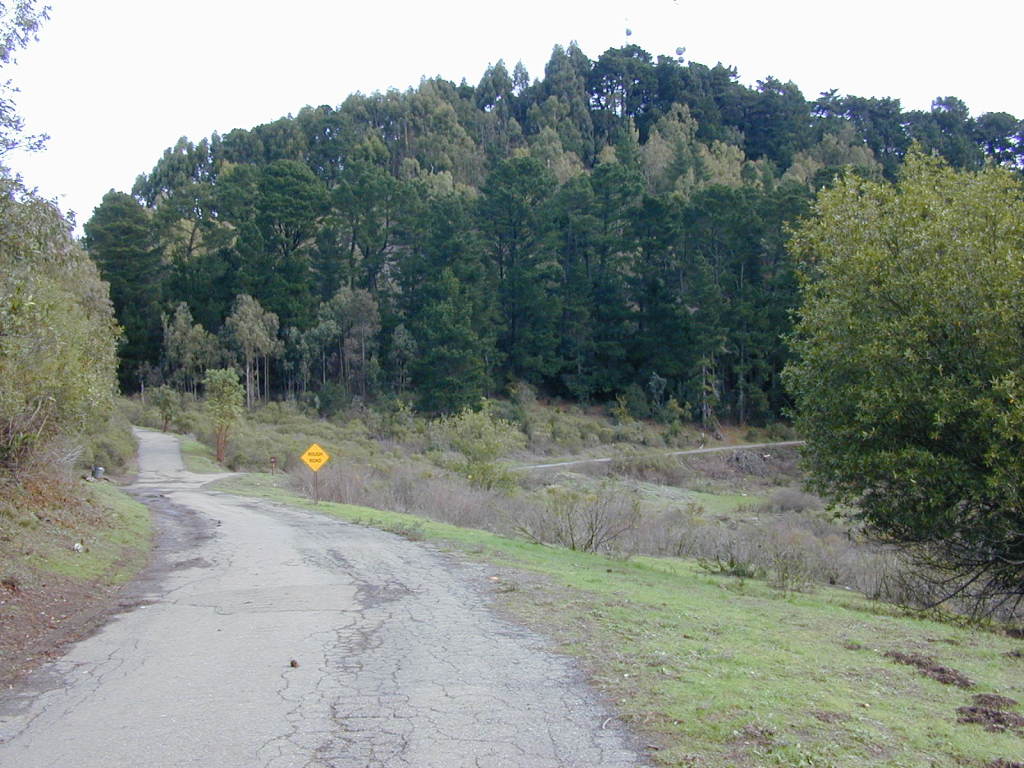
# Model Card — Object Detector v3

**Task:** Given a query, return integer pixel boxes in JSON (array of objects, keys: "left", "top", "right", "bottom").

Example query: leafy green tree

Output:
[
  {"left": 242, "top": 159, "right": 327, "bottom": 327},
  {"left": 784, "top": 150, "right": 1024, "bottom": 612},
  {"left": 739, "top": 77, "right": 812, "bottom": 170},
  {"left": 149, "top": 385, "right": 181, "bottom": 432},
  {"left": 812, "top": 93, "right": 909, "bottom": 178},
  {"left": 479, "top": 156, "right": 562, "bottom": 384},
  {"left": 314, "top": 286, "right": 381, "bottom": 399},
  {"left": 388, "top": 323, "right": 417, "bottom": 395},
  {"left": 904, "top": 96, "right": 983, "bottom": 170},
  {"left": 330, "top": 144, "right": 411, "bottom": 293},
  {"left": 224, "top": 294, "right": 280, "bottom": 408},
  {"left": 972, "top": 111, "right": 1024, "bottom": 169},
  {"left": 538, "top": 43, "right": 595, "bottom": 162},
  {"left": 203, "top": 368, "right": 244, "bottom": 464},
  {"left": 588, "top": 45, "right": 657, "bottom": 140},
  {"left": 0, "top": 176, "right": 119, "bottom": 474},
  {"left": 162, "top": 302, "right": 221, "bottom": 397},
  {"left": 434, "top": 400, "right": 525, "bottom": 488}
]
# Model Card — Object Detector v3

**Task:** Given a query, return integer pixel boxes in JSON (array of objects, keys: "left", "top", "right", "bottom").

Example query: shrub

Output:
[
  {"left": 79, "top": 407, "right": 136, "bottom": 473},
  {"left": 764, "top": 421, "right": 798, "bottom": 441},
  {"left": 431, "top": 401, "right": 525, "bottom": 489},
  {"left": 307, "top": 459, "right": 528, "bottom": 536},
  {"left": 764, "top": 525, "right": 818, "bottom": 592},
  {"left": 608, "top": 453, "right": 689, "bottom": 486},
  {"left": 760, "top": 487, "right": 823, "bottom": 514},
  {"left": 516, "top": 484, "right": 641, "bottom": 553},
  {"left": 149, "top": 386, "right": 181, "bottom": 432},
  {"left": 620, "top": 382, "right": 651, "bottom": 420}
]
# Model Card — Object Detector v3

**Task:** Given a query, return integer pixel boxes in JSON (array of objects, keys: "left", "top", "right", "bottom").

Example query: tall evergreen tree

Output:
[
  {"left": 84, "top": 190, "right": 163, "bottom": 388},
  {"left": 479, "top": 156, "right": 562, "bottom": 384}
]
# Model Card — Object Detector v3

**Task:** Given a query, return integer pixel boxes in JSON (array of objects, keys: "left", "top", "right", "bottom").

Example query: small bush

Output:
[
  {"left": 620, "top": 383, "right": 651, "bottom": 420},
  {"left": 149, "top": 386, "right": 181, "bottom": 432},
  {"left": 118, "top": 395, "right": 163, "bottom": 431},
  {"left": 79, "top": 407, "right": 136, "bottom": 473},
  {"left": 516, "top": 484, "right": 641, "bottom": 553},
  {"left": 627, "top": 503, "right": 707, "bottom": 557},
  {"left": 765, "top": 421, "right": 798, "bottom": 441},
  {"left": 430, "top": 402, "right": 525, "bottom": 489},
  {"left": 757, "top": 487, "right": 823, "bottom": 514},
  {"left": 308, "top": 460, "right": 528, "bottom": 535},
  {"left": 608, "top": 453, "right": 689, "bottom": 486},
  {"left": 764, "top": 525, "right": 818, "bottom": 592}
]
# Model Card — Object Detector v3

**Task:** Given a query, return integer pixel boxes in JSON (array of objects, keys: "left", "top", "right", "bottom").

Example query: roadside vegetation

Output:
[
  {"left": 0, "top": 477, "right": 152, "bottom": 684},
  {"left": 0, "top": 1, "right": 149, "bottom": 684}
]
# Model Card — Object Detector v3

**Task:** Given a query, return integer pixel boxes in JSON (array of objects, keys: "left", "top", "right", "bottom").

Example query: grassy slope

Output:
[
  {"left": 2, "top": 480, "right": 152, "bottom": 587},
  {"left": 211, "top": 470, "right": 1024, "bottom": 768},
  {"left": 0, "top": 478, "right": 153, "bottom": 683}
]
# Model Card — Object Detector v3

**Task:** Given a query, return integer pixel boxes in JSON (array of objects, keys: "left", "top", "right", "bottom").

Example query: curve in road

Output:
[{"left": 0, "top": 429, "right": 647, "bottom": 767}]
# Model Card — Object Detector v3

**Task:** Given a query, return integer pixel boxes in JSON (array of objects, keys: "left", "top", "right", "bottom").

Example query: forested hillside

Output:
[{"left": 85, "top": 42, "right": 1024, "bottom": 423}]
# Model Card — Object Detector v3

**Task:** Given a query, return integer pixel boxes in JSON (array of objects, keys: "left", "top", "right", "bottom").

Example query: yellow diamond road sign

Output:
[{"left": 301, "top": 443, "right": 330, "bottom": 472}]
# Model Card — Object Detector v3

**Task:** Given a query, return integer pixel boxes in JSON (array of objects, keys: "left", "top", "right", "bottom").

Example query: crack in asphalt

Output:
[{"left": 0, "top": 429, "right": 648, "bottom": 767}]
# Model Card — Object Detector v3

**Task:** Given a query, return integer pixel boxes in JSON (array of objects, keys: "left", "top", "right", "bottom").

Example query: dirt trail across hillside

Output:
[
  {"left": 0, "top": 429, "right": 646, "bottom": 767},
  {"left": 516, "top": 439, "right": 806, "bottom": 471}
]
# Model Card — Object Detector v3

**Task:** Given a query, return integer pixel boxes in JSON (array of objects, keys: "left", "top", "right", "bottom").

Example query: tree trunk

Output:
[{"left": 245, "top": 355, "right": 254, "bottom": 409}]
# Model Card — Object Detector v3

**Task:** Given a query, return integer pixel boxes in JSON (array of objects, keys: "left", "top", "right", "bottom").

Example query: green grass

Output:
[
  {"left": 25, "top": 481, "right": 153, "bottom": 585},
  {"left": 214, "top": 471, "right": 1024, "bottom": 767},
  {"left": 179, "top": 436, "right": 223, "bottom": 473}
]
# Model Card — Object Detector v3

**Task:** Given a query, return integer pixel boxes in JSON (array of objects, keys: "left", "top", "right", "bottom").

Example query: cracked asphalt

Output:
[{"left": 0, "top": 430, "right": 647, "bottom": 767}]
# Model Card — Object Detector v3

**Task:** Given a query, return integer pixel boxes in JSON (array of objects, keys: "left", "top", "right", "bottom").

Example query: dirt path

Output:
[
  {"left": 515, "top": 439, "right": 805, "bottom": 471},
  {"left": 0, "top": 430, "right": 646, "bottom": 767}
]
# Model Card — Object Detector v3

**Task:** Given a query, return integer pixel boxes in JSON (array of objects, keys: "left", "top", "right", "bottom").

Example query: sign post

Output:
[{"left": 300, "top": 443, "right": 331, "bottom": 503}]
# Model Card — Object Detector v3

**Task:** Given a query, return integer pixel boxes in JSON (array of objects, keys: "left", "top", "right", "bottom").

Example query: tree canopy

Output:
[
  {"left": 85, "top": 41, "right": 1024, "bottom": 419},
  {"left": 785, "top": 150, "right": 1024, "bottom": 612},
  {"left": 0, "top": 175, "right": 119, "bottom": 479}
]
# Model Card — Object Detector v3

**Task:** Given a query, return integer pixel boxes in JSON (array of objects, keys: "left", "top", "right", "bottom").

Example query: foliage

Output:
[
  {"left": 78, "top": 405, "right": 136, "bottom": 474},
  {"left": 85, "top": 40, "right": 1024, "bottom": 426},
  {"left": 224, "top": 294, "right": 280, "bottom": 408},
  {"left": 516, "top": 484, "right": 641, "bottom": 553},
  {"left": 83, "top": 190, "right": 161, "bottom": 389},
  {"left": 785, "top": 150, "right": 1024, "bottom": 614},
  {"left": 202, "top": 368, "right": 244, "bottom": 463},
  {"left": 162, "top": 302, "right": 221, "bottom": 396},
  {"left": 433, "top": 401, "right": 525, "bottom": 488},
  {"left": 0, "top": 176, "right": 119, "bottom": 479},
  {"left": 149, "top": 385, "right": 181, "bottom": 432},
  {"left": 0, "top": 1, "right": 48, "bottom": 156}
]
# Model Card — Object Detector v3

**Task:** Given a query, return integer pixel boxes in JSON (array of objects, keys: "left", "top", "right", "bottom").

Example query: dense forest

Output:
[{"left": 84, "top": 42, "right": 1024, "bottom": 424}]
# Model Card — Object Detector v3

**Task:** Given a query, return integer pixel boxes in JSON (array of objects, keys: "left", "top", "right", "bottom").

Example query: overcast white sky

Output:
[{"left": 4, "top": 0, "right": 1020, "bottom": 231}]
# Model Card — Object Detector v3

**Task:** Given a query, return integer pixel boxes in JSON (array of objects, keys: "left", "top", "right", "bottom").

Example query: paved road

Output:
[{"left": 0, "top": 430, "right": 645, "bottom": 767}]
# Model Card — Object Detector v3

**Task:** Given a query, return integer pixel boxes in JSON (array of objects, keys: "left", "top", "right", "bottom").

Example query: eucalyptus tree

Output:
[
  {"left": 162, "top": 302, "right": 221, "bottom": 397},
  {"left": 203, "top": 368, "right": 244, "bottom": 464},
  {"left": 313, "top": 286, "right": 381, "bottom": 399},
  {"left": 224, "top": 294, "right": 281, "bottom": 408},
  {"left": 1, "top": 176, "right": 118, "bottom": 472},
  {"left": 0, "top": 0, "right": 49, "bottom": 156}
]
